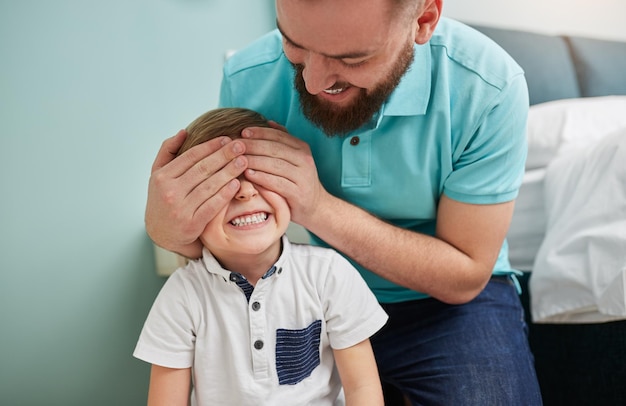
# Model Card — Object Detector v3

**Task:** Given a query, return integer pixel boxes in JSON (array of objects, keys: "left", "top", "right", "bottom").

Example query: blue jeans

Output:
[{"left": 371, "top": 276, "right": 543, "bottom": 405}]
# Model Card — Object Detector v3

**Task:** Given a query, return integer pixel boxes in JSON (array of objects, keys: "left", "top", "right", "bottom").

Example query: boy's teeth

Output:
[{"left": 231, "top": 212, "right": 267, "bottom": 226}]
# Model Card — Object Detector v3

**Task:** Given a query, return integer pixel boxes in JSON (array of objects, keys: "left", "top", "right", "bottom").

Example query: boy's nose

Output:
[{"left": 236, "top": 179, "right": 259, "bottom": 201}]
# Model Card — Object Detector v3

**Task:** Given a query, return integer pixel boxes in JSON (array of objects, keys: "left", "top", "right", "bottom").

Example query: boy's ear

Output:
[{"left": 414, "top": 0, "right": 442, "bottom": 45}]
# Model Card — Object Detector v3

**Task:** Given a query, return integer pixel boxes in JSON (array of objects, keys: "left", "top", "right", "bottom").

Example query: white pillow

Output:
[
  {"left": 526, "top": 96, "right": 626, "bottom": 169},
  {"left": 529, "top": 128, "right": 626, "bottom": 323}
]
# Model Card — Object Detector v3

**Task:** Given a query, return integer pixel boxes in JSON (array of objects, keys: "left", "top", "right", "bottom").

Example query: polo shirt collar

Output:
[
  {"left": 201, "top": 234, "right": 291, "bottom": 281},
  {"left": 380, "top": 42, "right": 431, "bottom": 118}
]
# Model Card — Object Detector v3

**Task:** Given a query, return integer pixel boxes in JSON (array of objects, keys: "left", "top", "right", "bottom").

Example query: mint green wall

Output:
[{"left": 0, "top": 1, "right": 274, "bottom": 404}]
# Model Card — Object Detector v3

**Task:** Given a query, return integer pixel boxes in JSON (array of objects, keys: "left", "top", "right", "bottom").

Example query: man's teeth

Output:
[
  {"left": 323, "top": 87, "right": 344, "bottom": 95},
  {"left": 231, "top": 212, "right": 268, "bottom": 227}
]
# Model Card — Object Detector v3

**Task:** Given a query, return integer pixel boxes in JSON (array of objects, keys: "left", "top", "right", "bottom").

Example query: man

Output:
[{"left": 145, "top": 0, "right": 543, "bottom": 404}]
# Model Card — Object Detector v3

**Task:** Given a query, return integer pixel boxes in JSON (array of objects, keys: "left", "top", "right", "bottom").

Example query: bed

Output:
[{"left": 471, "top": 24, "right": 626, "bottom": 405}]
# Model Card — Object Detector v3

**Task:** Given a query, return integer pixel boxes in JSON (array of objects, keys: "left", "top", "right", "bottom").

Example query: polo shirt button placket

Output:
[
  {"left": 251, "top": 301, "right": 261, "bottom": 311},
  {"left": 253, "top": 340, "right": 264, "bottom": 350}
]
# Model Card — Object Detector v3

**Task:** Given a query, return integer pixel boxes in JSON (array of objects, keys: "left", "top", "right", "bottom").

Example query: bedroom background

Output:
[{"left": 0, "top": 1, "right": 624, "bottom": 405}]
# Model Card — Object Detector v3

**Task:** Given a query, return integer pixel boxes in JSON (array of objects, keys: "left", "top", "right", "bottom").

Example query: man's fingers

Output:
[
  {"left": 184, "top": 152, "right": 249, "bottom": 208},
  {"left": 158, "top": 137, "right": 243, "bottom": 182},
  {"left": 242, "top": 126, "right": 304, "bottom": 149},
  {"left": 151, "top": 129, "right": 188, "bottom": 172},
  {"left": 179, "top": 144, "right": 247, "bottom": 197},
  {"left": 187, "top": 140, "right": 245, "bottom": 178},
  {"left": 192, "top": 178, "right": 241, "bottom": 222},
  {"left": 244, "top": 166, "right": 297, "bottom": 195},
  {"left": 245, "top": 153, "right": 296, "bottom": 179},
  {"left": 268, "top": 120, "right": 288, "bottom": 133}
]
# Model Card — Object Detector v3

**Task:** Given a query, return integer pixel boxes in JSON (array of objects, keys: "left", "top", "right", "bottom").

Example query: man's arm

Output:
[
  {"left": 242, "top": 127, "right": 514, "bottom": 304},
  {"left": 306, "top": 192, "right": 514, "bottom": 304},
  {"left": 145, "top": 130, "right": 248, "bottom": 258},
  {"left": 147, "top": 365, "right": 191, "bottom": 406},
  {"left": 333, "top": 339, "right": 384, "bottom": 406}
]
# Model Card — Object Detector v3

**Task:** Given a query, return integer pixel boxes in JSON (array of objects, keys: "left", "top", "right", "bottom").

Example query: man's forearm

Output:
[{"left": 302, "top": 194, "right": 496, "bottom": 304}]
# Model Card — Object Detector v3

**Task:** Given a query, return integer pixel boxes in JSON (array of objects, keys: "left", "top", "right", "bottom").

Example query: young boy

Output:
[{"left": 134, "top": 108, "right": 388, "bottom": 406}]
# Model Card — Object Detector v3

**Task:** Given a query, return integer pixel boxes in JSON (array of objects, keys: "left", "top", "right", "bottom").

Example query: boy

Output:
[{"left": 134, "top": 108, "right": 388, "bottom": 405}]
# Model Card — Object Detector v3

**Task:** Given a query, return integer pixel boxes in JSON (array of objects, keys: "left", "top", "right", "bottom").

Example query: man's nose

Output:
[
  {"left": 235, "top": 179, "right": 259, "bottom": 201},
  {"left": 302, "top": 52, "right": 338, "bottom": 95}
]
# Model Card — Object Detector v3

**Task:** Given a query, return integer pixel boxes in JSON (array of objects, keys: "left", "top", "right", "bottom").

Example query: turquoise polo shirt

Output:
[{"left": 219, "top": 18, "right": 529, "bottom": 303}]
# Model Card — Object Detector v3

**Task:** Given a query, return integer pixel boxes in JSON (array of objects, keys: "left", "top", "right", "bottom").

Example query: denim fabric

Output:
[{"left": 371, "top": 276, "right": 543, "bottom": 405}]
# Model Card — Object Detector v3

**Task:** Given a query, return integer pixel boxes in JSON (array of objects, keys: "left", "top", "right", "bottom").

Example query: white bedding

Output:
[
  {"left": 508, "top": 97, "right": 626, "bottom": 272},
  {"left": 526, "top": 96, "right": 626, "bottom": 169},
  {"left": 504, "top": 96, "right": 626, "bottom": 323},
  {"left": 529, "top": 128, "right": 626, "bottom": 323}
]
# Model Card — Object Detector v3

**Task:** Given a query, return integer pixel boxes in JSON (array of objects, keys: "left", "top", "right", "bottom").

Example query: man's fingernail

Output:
[
  {"left": 232, "top": 141, "right": 244, "bottom": 154},
  {"left": 235, "top": 156, "right": 245, "bottom": 168},
  {"left": 242, "top": 129, "right": 252, "bottom": 138}
]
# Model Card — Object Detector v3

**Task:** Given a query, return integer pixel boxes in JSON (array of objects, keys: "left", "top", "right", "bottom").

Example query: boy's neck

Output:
[{"left": 213, "top": 240, "right": 283, "bottom": 286}]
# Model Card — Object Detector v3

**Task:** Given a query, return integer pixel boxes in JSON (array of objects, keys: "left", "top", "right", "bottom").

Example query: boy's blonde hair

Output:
[{"left": 177, "top": 108, "right": 270, "bottom": 156}]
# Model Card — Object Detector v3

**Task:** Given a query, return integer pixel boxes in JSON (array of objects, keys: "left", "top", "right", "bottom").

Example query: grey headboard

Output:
[{"left": 471, "top": 25, "right": 626, "bottom": 105}]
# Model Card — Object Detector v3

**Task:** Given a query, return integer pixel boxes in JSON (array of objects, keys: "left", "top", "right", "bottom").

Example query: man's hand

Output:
[
  {"left": 240, "top": 124, "right": 328, "bottom": 229},
  {"left": 145, "top": 129, "right": 248, "bottom": 257}
]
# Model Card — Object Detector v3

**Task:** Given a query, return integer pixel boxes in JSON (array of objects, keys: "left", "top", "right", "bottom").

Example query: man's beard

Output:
[{"left": 293, "top": 41, "right": 415, "bottom": 136}]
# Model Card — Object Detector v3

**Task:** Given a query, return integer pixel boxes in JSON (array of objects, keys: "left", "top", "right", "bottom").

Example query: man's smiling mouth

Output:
[
  {"left": 230, "top": 212, "right": 268, "bottom": 227},
  {"left": 323, "top": 87, "right": 346, "bottom": 95}
]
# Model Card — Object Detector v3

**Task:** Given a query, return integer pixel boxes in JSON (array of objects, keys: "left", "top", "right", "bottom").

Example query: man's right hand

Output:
[{"left": 145, "top": 129, "right": 248, "bottom": 258}]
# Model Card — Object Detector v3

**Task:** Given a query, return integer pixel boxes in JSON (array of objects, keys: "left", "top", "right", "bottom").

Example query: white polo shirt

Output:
[{"left": 134, "top": 236, "right": 388, "bottom": 405}]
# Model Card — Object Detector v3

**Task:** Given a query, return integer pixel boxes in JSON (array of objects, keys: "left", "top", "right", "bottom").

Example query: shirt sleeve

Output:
[
  {"left": 444, "top": 73, "right": 529, "bottom": 204},
  {"left": 133, "top": 270, "right": 197, "bottom": 369},
  {"left": 321, "top": 252, "right": 388, "bottom": 350}
]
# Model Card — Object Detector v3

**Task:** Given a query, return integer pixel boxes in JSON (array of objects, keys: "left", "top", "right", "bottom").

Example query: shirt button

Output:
[
  {"left": 254, "top": 340, "right": 264, "bottom": 350},
  {"left": 251, "top": 301, "right": 261, "bottom": 311},
  {"left": 350, "top": 136, "right": 360, "bottom": 146}
]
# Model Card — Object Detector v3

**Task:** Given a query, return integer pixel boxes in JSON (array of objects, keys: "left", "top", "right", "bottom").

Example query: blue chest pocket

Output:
[{"left": 275, "top": 320, "right": 322, "bottom": 385}]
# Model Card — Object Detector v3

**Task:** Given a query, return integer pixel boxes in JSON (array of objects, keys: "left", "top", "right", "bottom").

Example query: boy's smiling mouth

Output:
[{"left": 230, "top": 212, "right": 268, "bottom": 227}]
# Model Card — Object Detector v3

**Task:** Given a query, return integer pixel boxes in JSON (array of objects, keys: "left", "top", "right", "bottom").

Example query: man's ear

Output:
[{"left": 414, "top": 0, "right": 442, "bottom": 45}]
